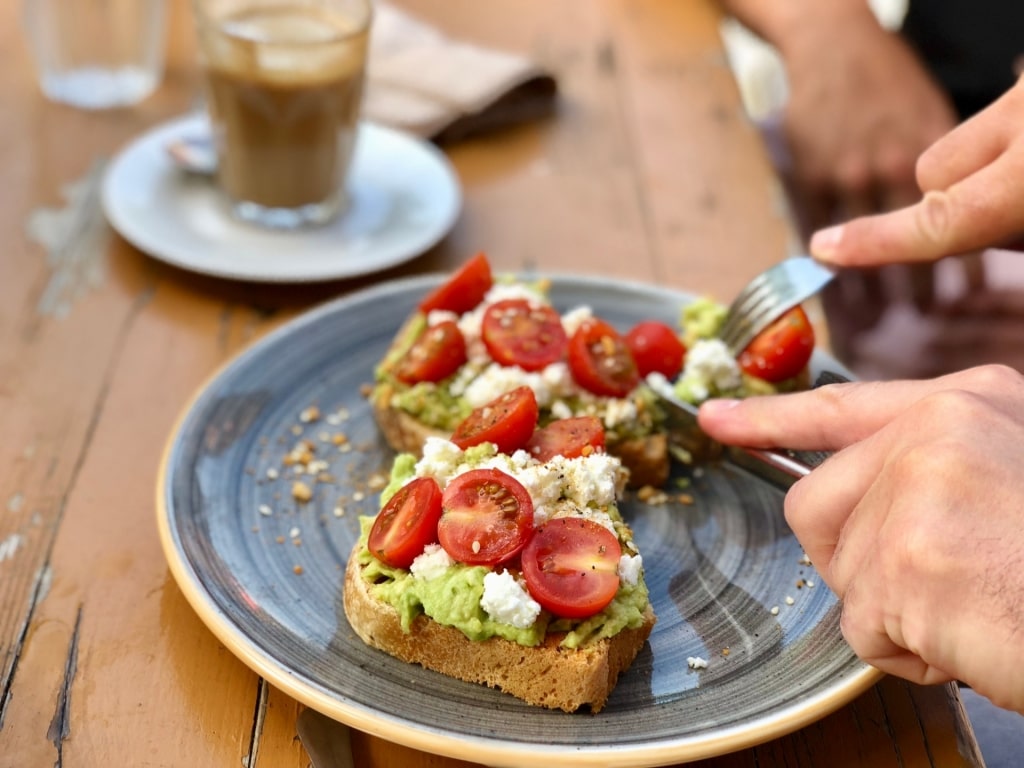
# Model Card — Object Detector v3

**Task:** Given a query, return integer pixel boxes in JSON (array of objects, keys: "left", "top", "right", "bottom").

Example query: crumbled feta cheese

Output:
[
  {"left": 618, "top": 554, "right": 643, "bottom": 586},
  {"left": 410, "top": 544, "right": 454, "bottom": 581},
  {"left": 549, "top": 400, "right": 573, "bottom": 420},
  {"left": 461, "top": 362, "right": 576, "bottom": 409},
  {"left": 687, "top": 656, "right": 708, "bottom": 670},
  {"left": 414, "top": 437, "right": 467, "bottom": 485},
  {"left": 601, "top": 397, "right": 638, "bottom": 429},
  {"left": 558, "top": 452, "right": 624, "bottom": 507},
  {"left": 551, "top": 503, "right": 616, "bottom": 533},
  {"left": 481, "top": 570, "right": 541, "bottom": 628},
  {"left": 676, "top": 338, "right": 742, "bottom": 402},
  {"left": 560, "top": 305, "right": 593, "bottom": 336},
  {"left": 425, "top": 309, "right": 459, "bottom": 326}
]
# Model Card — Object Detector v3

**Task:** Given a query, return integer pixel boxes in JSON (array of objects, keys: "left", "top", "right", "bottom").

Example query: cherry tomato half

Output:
[
  {"left": 438, "top": 468, "right": 535, "bottom": 565},
  {"left": 521, "top": 517, "right": 622, "bottom": 618},
  {"left": 419, "top": 252, "right": 493, "bottom": 315},
  {"left": 567, "top": 318, "right": 640, "bottom": 397},
  {"left": 481, "top": 299, "right": 568, "bottom": 372},
  {"left": 737, "top": 306, "right": 815, "bottom": 383},
  {"left": 393, "top": 320, "right": 468, "bottom": 384},
  {"left": 625, "top": 320, "right": 687, "bottom": 379},
  {"left": 525, "top": 416, "right": 605, "bottom": 463},
  {"left": 450, "top": 385, "right": 539, "bottom": 454},
  {"left": 368, "top": 477, "right": 444, "bottom": 569}
]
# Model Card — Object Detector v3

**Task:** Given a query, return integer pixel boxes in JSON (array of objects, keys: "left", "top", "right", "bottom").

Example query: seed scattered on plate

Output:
[
  {"left": 770, "top": 606, "right": 780, "bottom": 616},
  {"left": 258, "top": 504, "right": 273, "bottom": 517},
  {"left": 785, "top": 595, "right": 795, "bottom": 606}
]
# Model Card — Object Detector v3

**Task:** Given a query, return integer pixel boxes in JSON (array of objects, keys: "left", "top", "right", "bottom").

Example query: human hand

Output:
[
  {"left": 697, "top": 365, "right": 1024, "bottom": 712},
  {"left": 810, "top": 75, "right": 1024, "bottom": 267},
  {"left": 778, "top": 9, "right": 957, "bottom": 231}
]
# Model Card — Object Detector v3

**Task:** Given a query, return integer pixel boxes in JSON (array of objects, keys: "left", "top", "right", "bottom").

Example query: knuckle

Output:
[
  {"left": 915, "top": 190, "right": 955, "bottom": 248},
  {"left": 876, "top": 147, "right": 916, "bottom": 186},
  {"left": 915, "top": 147, "right": 942, "bottom": 191},
  {"left": 958, "top": 363, "right": 1024, "bottom": 395}
]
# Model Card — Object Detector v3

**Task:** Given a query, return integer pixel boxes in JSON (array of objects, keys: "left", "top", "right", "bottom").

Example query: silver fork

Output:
[{"left": 717, "top": 257, "right": 836, "bottom": 356}]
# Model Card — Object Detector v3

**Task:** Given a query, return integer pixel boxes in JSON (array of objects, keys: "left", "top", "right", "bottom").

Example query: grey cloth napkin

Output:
[{"left": 363, "top": 2, "right": 557, "bottom": 143}]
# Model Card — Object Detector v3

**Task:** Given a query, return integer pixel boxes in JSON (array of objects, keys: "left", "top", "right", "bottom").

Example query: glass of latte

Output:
[{"left": 192, "top": 0, "right": 372, "bottom": 229}]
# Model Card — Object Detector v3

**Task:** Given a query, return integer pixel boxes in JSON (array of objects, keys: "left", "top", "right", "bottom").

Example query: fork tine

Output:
[
  {"left": 719, "top": 279, "right": 777, "bottom": 350},
  {"left": 717, "top": 257, "right": 836, "bottom": 356}
]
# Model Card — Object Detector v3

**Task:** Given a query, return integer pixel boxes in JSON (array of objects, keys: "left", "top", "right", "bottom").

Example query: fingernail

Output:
[
  {"left": 810, "top": 224, "right": 844, "bottom": 260},
  {"left": 699, "top": 398, "right": 741, "bottom": 417}
]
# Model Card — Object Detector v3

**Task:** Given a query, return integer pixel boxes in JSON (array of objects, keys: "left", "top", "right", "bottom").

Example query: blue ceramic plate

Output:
[{"left": 156, "top": 275, "right": 880, "bottom": 768}]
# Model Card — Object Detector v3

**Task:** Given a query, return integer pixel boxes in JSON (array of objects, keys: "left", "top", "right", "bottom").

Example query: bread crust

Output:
[{"left": 343, "top": 550, "right": 655, "bottom": 713}]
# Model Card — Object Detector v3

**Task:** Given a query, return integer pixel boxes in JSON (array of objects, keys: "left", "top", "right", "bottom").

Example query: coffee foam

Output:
[{"left": 204, "top": 5, "right": 368, "bottom": 85}]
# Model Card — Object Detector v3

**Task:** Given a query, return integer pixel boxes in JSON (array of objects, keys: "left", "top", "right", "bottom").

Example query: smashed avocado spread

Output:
[
  {"left": 356, "top": 449, "right": 650, "bottom": 649},
  {"left": 673, "top": 297, "right": 787, "bottom": 403}
]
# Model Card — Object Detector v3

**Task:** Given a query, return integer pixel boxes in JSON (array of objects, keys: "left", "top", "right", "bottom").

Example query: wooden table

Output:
[{"left": 0, "top": 1, "right": 985, "bottom": 766}]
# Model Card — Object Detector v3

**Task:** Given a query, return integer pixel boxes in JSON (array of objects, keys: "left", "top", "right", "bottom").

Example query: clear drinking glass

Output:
[
  {"left": 191, "top": 0, "right": 373, "bottom": 229},
  {"left": 22, "top": 0, "right": 167, "bottom": 110}
]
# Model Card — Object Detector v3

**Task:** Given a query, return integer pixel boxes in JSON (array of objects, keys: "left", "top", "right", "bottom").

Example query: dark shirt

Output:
[{"left": 902, "top": 1, "right": 1024, "bottom": 118}]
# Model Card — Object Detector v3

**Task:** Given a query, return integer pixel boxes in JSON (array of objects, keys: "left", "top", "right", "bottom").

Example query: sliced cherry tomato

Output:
[
  {"left": 625, "top": 320, "right": 687, "bottom": 379},
  {"left": 526, "top": 416, "right": 605, "bottom": 462},
  {"left": 737, "top": 306, "right": 815, "bottom": 383},
  {"left": 393, "top": 320, "right": 468, "bottom": 384},
  {"left": 481, "top": 299, "right": 568, "bottom": 372},
  {"left": 438, "top": 468, "right": 535, "bottom": 565},
  {"left": 567, "top": 317, "right": 640, "bottom": 397},
  {"left": 450, "top": 385, "right": 539, "bottom": 454},
  {"left": 368, "top": 477, "right": 444, "bottom": 569},
  {"left": 419, "top": 252, "right": 493, "bottom": 314},
  {"left": 521, "top": 517, "right": 622, "bottom": 618}
]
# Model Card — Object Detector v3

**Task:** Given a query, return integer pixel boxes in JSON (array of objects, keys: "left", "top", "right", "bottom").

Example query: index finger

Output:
[
  {"left": 809, "top": 145, "right": 1024, "bottom": 267},
  {"left": 696, "top": 368, "right": 1005, "bottom": 450}
]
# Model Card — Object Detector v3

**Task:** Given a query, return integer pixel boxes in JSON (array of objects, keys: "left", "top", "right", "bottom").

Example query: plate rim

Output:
[
  {"left": 155, "top": 273, "right": 883, "bottom": 768},
  {"left": 102, "top": 114, "right": 462, "bottom": 284}
]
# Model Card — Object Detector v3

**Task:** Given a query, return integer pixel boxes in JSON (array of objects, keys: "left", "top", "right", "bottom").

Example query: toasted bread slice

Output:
[
  {"left": 370, "top": 310, "right": 670, "bottom": 488},
  {"left": 343, "top": 551, "right": 656, "bottom": 713}
]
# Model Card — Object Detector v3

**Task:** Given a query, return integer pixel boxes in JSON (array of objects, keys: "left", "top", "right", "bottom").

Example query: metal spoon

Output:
[{"left": 165, "top": 133, "right": 217, "bottom": 176}]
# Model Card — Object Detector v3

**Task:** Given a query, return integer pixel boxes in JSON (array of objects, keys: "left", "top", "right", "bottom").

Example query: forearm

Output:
[{"left": 715, "top": 0, "right": 882, "bottom": 59}]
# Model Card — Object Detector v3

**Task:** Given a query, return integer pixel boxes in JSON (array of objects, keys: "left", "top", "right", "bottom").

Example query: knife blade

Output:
[{"left": 296, "top": 707, "right": 354, "bottom": 768}]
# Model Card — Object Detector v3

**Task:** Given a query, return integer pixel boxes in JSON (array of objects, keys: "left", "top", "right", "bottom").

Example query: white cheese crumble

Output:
[
  {"left": 460, "top": 361, "right": 576, "bottom": 409},
  {"left": 676, "top": 338, "right": 742, "bottom": 402},
  {"left": 560, "top": 305, "right": 593, "bottom": 336},
  {"left": 618, "top": 554, "right": 643, "bottom": 586},
  {"left": 414, "top": 438, "right": 627, "bottom": 508},
  {"left": 410, "top": 544, "right": 454, "bottom": 581},
  {"left": 687, "top": 656, "right": 709, "bottom": 670},
  {"left": 481, "top": 570, "right": 542, "bottom": 628}
]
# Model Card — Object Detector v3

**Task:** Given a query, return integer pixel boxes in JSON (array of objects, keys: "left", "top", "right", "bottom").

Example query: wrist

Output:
[{"left": 740, "top": 1, "right": 884, "bottom": 63}]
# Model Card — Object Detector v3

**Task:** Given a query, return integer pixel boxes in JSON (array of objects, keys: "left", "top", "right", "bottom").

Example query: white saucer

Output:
[{"left": 101, "top": 114, "right": 462, "bottom": 283}]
